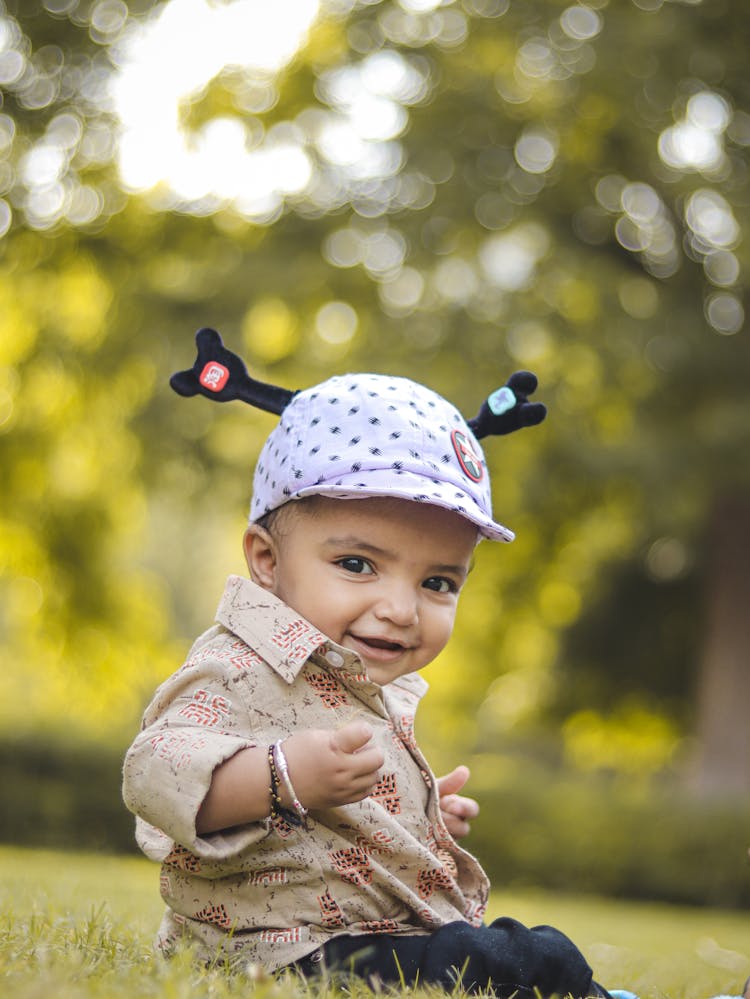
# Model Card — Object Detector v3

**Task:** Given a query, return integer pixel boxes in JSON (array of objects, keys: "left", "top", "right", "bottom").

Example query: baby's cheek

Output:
[{"left": 438, "top": 609, "right": 459, "bottom": 648}]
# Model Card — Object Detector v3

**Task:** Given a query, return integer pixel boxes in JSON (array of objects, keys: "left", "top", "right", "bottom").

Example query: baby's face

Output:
[{"left": 246, "top": 496, "right": 478, "bottom": 685}]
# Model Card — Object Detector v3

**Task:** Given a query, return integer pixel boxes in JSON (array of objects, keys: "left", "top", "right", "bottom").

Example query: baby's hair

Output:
[
  {"left": 252, "top": 504, "right": 293, "bottom": 539},
  {"left": 253, "top": 496, "right": 326, "bottom": 537},
  {"left": 255, "top": 494, "right": 482, "bottom": 549}
]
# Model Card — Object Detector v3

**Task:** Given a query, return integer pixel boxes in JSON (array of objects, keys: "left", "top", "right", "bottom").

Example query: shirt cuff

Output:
[{"left": 125, "top": 733, "right": 270, "bottom": 859}]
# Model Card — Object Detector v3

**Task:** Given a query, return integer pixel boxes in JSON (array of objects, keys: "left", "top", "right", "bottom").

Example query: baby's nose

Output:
[{"left": 374, "top": 582, "right": 419, "bottom": 626}]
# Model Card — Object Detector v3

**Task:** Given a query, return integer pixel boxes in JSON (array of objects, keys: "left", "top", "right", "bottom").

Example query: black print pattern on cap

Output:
[{"left": 249, "top": 373, "right": 514, "bottom": 542}]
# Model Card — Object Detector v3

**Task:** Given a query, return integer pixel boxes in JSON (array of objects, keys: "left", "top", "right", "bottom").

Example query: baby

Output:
[{"left": 123, "top": 329, "right": 611, "bottom": 996}]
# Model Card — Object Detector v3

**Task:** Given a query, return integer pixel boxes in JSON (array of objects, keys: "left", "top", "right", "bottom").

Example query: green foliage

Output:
[
  {"left": 0, "top": 736, "right": 134, "bottom": 854},
  {"left": 0, "top": 0, "right": 748, "bottom": 785},
  {"left": 468, "top": 752, "right": 750, "bottom": 909}
]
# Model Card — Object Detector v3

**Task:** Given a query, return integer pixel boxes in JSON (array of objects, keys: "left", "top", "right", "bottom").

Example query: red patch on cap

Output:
[
  {"left": 199, "top": 361, "right": 229, "bottom": 392},
  {"left": 451, "top": 429, "right": 483, "bottom": 482}
]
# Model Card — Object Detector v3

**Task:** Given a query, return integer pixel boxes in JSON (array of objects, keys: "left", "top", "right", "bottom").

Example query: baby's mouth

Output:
[
  {"left": 348, "top": 634, "right": 410, "bottom": 659},
  {"left": 358, "top": 636, "right": 404, "bottom": 651}
]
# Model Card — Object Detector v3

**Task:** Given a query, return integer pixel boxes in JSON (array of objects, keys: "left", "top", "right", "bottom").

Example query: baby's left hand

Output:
[{"left": 437, "top": 765, "right": 479, "bottom": 839}]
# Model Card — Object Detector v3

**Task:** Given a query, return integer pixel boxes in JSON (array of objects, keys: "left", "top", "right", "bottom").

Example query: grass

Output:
[{"left": 1, "top": 846, "right": 749, "bottom": 999}]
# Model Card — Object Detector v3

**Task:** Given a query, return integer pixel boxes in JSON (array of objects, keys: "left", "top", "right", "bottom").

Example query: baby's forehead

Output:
[{"left": 278, "top": 495, "right": 479, "bottom": 546}]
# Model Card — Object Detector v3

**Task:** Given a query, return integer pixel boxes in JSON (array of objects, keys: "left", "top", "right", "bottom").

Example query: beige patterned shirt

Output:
[{"left": 122, "top": 575, "right": 489, "bottom": 970}]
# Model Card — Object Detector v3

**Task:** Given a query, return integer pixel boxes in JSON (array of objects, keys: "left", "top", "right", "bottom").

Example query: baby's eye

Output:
[
  {"left": 422, "top": 576, "right": 457, "bottom": 594},
  {"left": 336, "top": 557, "right": 374, "bottom": 575}
]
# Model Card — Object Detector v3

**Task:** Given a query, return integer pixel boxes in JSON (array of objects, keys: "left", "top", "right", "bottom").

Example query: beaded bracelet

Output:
[
  {"left": 273, "top": 739, "right": 309, "bottom": 828},
  {"left": 267, "top": 742, "right": 308, "bottom": 829},
  {"left": 266, "top": 743, "right": 284, "bottom": 821}
]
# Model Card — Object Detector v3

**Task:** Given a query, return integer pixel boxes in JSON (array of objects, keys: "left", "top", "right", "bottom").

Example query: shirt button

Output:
[{"left": 325, "top": 650, "right": 345, "bottom": 668}]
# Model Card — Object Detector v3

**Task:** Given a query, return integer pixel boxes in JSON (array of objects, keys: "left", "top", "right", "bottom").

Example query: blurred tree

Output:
[{"left": 0, "top": 0, "right": 747, "bottom": 790}]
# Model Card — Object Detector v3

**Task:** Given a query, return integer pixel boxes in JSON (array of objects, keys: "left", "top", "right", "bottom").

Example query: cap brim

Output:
[{"left": 294, "top": 470, "right": 514, "bottom": 543}]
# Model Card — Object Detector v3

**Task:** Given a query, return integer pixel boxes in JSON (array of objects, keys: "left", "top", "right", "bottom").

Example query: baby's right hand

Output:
[{"left": 281, "top": 721, "right": 384, "bottom": 810}]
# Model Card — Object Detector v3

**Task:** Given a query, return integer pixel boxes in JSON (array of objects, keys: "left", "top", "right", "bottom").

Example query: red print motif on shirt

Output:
[
  {"left": 317, "top": 891, "right": 346, "bottom": 928},
  {"left": 271, "top": 813, "right": 295, "bottom": 838},
  {"left": 358, "top": 919, "right": 400, "bottom": 933},
  {"left": 355, "top": 828, "right": 394, "bottom": 857},
  {"left": 195, "top": 902, "right": 233, "bottom": 929},
  {"left": 465, "top": 899, "right": 486, "bottom": 926},
  {"left": 305, "top": 672, "right": 349, "bottom": 708},
  {"left": 425, "top": 826, "right": 439, "bottom": 857},
  {"left": 271, "top": 620, "right": 326, "bottom": 667},
  {"left": 416, "top": 866, "right": 455, "bottom": 899},
  {"left": 149, "top": 732, "right": 206, "bottom": 769},
  {"left": 369, "top": 773, "right": 401, "bottom": 815},
  {"left": 164, "top": 844, "right": 202, "bottom": 873},
  {"left": 249, "top": 868, "right": 288, "bottom": 887},
  {"left": 398, "top": 714, "right": 418, "bottom": 750},
  {"left": 259, "top": 927, "right": 304, "bottom": 944},
  {"left": 177, "top": 689, "right": 230, "bottom": 727},
  {"left": 436, "top": 848, "right": 458, "bottom": 880},
  {"left": 329, "top": 847, "right": 374, "bottom": 887},
  {"left": 428, "top": 823, "right": 457, "bottom": 874},
  {"left": 228, "top": 641, "right": 264, "bottom": 671}
]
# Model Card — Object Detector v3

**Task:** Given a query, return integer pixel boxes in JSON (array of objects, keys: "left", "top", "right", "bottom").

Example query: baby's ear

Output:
[{"left": 243, "top": 525, "right": 278, "bottom": 590}]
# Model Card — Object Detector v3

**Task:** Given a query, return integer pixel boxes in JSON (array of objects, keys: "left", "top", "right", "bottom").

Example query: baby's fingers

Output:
[
  {"left": 441, "top": 811, "right": 472, "bottom": 839},
  {"left": 331, "top": 720, "right": 374, "bottom": 755},
  {"left": 326, "top": 759, "right": 382, "bottom": 805},
  {"left": 441, "top": 793, "right": 479, "bottom": 820},
  {"left": 350, "top": 743, "right": 385, "bottom": 776},
  {"left": 436, "top": 765, "right": 470, "bottom": 798},
  {"left": 350, "top": 768, "right": 383, "bottom": 801}
]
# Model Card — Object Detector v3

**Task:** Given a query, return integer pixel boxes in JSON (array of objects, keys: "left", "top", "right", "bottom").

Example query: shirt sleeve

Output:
[{"left": 122, "top": 651, "right": 270, "bottom": 860}]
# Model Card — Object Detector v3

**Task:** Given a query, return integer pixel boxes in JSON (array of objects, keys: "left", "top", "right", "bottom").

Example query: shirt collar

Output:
[
  {"left": 215, "top": 575, "right": 328, "bottom": 683},
  {"left": 215, "top": 574, "right": 428, "bottom": 701}
]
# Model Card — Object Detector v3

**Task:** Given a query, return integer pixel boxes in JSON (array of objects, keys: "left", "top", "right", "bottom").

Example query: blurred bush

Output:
[
  {"left": 3, "top": 738, "right": 748, "bottom": 909},
  {"left": 0, "top": 737, "right": 134, "bottom": 855},
  {"left": 469, "top": 753, "right": 750, "bottom": 910}
]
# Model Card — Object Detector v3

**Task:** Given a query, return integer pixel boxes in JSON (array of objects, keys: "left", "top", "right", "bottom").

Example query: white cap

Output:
[{"left": 250, "top": 373, "right": 514, "bottom": 542}]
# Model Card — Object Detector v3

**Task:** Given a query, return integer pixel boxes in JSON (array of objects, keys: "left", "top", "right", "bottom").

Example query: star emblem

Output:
[{"left": 451, "top": 429, "right": 483, "bottom": 482}]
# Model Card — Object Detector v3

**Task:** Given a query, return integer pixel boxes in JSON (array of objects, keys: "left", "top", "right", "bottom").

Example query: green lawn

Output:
[{"left": 1, "top": 846, "right": 749, "bottom": 999}]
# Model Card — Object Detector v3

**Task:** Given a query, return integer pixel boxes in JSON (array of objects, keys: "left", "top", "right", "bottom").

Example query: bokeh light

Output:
[
  {"left": 595, "top": 175, "right": 680, "bottom": 278},
  {"left": 559, "top": 5, "right": 602, "bottom": 42},
  {"left": 104, "top": 0, "right": 436, "bottom": 223},
  {"left": 658, "top": 90, "right": 731, "bottom": 173},
  {"left": 705, "top": 292, "right": 744, "bottom": 336},
  {"left": 514, "top": 128, "right": 558, "bottom": 175},
  {"left": 379, "top": 266, "right": 424, "bottom": 315},
  {"left": 479, "top": 223, "right": 550, "bottom": 291},
  {"left": 110, "top": 0, "right": 319, "bottom": 220},
  {"left": 315, "top": 300, "right": 359, "bottom": 344},
  {"left": 685, "top": 188, "right": 740, "bottom": 250}
]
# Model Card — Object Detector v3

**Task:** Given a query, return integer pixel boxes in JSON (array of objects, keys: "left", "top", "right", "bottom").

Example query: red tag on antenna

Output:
[{"left": 199, "top": 362, "right": 229, "bottom": 392}]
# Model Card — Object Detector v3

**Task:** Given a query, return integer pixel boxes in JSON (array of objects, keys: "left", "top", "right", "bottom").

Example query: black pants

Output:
[{"left": 294, "top": 918, "right": 611, "bottom": 997}]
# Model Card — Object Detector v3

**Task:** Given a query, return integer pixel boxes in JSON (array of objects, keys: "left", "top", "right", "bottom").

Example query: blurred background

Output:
[{"left": 1, "top": 0, "right": 748, "bottom": 909}]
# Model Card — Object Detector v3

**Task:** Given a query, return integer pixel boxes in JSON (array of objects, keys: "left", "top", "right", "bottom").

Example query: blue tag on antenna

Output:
[{"left": 487, "top": 386, "right": 516, "bottom": 416}]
